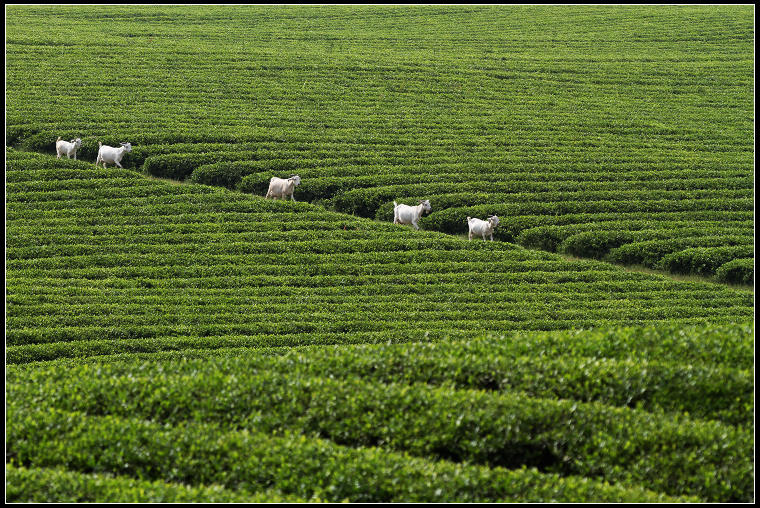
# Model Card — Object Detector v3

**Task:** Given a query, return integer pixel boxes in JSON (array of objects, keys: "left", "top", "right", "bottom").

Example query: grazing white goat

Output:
[
  {"left": 467, "top": 215, "right": 500, "bottom": 241},
  {"left": 265, "top": 175, "right": 301, "bottom": 201},
  {"left": 95, "top": 142, "right": 132, "bottom": 168},
  {"left": 56, "top": 137, "right": 82, "bottom": 160},
  {"left": 393, "top": 200, "right": 432, "bottom": 230}
]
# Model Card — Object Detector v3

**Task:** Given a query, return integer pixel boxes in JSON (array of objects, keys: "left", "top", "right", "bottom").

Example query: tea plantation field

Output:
[
  {"left": 5, "top": 5, "right": 755, "bottom": 503},
  {"left": 6, "top": 5, "right": 754, "bottom": 282}
]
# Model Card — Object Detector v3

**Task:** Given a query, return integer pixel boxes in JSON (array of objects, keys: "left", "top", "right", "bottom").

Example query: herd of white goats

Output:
[{"left": 55, "top": 136, "right": 501, "bottom": 241}]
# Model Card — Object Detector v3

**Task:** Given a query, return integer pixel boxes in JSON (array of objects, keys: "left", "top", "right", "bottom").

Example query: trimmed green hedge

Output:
[
  {"left": 659, "top": 246, "right": 755, "bottom": 277},
  {"left": 558, "top": 231, "right": 636, "bottom": 259},
  {"left": 715, "top": 258, "right": 754, "bottom": 285},
  {"left": 5, "top": 465, "right": 308, "bottom": 503},
  {"left": 143, "top": 151, "right": 257, "bottom": 181}
]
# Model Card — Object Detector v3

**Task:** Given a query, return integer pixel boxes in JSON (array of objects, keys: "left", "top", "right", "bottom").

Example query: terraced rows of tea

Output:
[
  {"left": 5, "top": 149, "right": 755, "bottom": 502},
  {"left": 5, "top": 5, "right": 755, "bottom": 503},
  {"left": 6, "top": 5, "right": 754, "bottom": 283}
]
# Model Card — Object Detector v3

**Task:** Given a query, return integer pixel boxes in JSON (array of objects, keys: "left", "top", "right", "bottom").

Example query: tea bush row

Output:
[
  {"left": 7, "top": 280, "right": 749, "bottom": 318},
  {"left": 10, "top": 325, "right": 751, "bottom": 426},
  {"left": 7, "top": 405, "right": 693, "bottom": 503},
  {"left": 516, "top": 221, "right": 755, "bottom": 253},
  {"left": 419, "top": 206, "right": 754, "bottom": 250},
  {"left": 715, "top": 258, "right": 754, "bottom": 285},
  {"left": 5, "top": 465, "right": 306, "bottom": 503},
  {"left": 558, "top": 232, "right": 752, "bottom": 262}
]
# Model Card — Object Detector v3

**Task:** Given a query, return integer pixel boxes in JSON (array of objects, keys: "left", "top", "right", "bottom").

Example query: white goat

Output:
[
  {"left": 467, "top": 215, "right": 500, "bottom": 241},
  {"left": 56, "top": 137, "right": 82, "bottom": 160},
  {"left": 265, "top": 175, "right": 301, "bottom": 201},
  {"left": 393, "top": 200, "right": 432, "bottom": 230},
  {"left": 95, "top": 142, "right": 132, "bottom": 168}
]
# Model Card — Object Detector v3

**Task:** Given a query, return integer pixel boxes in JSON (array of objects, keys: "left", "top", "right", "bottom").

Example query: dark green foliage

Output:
[
  {"left": 236, "top": 171, "right": 277, "bottom": 195},
  {"left": 715, "top": 258, "right": 754, "bottom": 285},
  {"left": 606, "top": 237, "right": 754, "bottom": 272},
  {"left": 517, "top": 226, "right": 572, "bottom": 252},
  {"left": 558, "top": 231, "right": 636, "bottom": 259},
  {"left": 143, "top": 152, "right": 257, "bottom": 181},
  {"left": 6, "top": 124, "right": 42, "bottom": 146},
  {"left": 659, "top": 246, "right": 756, "bottom": 276}
]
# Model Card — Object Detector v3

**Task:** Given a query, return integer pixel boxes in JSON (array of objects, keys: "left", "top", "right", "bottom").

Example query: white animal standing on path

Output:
[
  {"left": 56, "top": 137, "right": 82, "bottom": 160},
  {"left": 467, "top": 215, "right": 500, "bottom": 241},
  {"left": 265, "top": 175, "right": 301, "bottom": 201},
  {"left": 393, "top": 200, "right": 432, "bottom": 230},
  {"left": 95, "top": 142, "right": 132, "bottom": 168}
]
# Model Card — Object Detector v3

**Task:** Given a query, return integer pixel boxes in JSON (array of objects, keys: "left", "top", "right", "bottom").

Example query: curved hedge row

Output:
[
  {"left": 142, "top": 151, "right": 258, "bottom": 181},
  {"left": 715, "top": 258, "right": 754, "bottom": 285},
  {"left": 5, "top": 465, "right": 307, "bottom": 503},
  {"left": 659, "top": 246, "right": 756, "bottom": 277},
  {"left": 516, "top": 221, "right": 755, "bottom": 253},
  {"left": 559, "top": 233, "right": 753, "bottom": 262}
]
